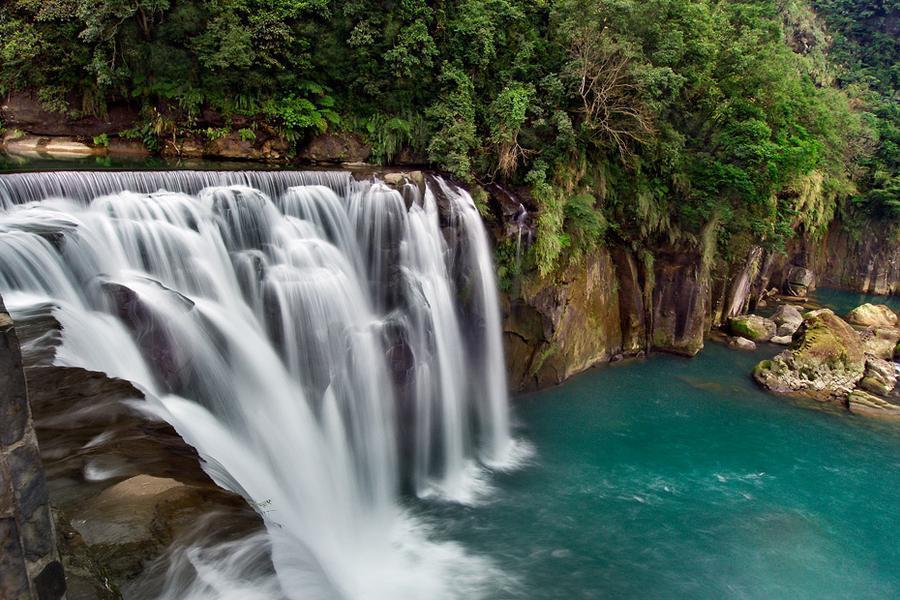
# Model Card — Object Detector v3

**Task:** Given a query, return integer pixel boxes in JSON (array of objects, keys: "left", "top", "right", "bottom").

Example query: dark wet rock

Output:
[
  {"left": 26, "top": 363, "right": 263, "bottom": 595},
  {"left": 298, "top": 132, "right": 371, "bottom": 164},
  {"left": 651, "top": 247, "right": 709, "bottom": 356},
  {"left": 1, "top": 93, "right": 139, "bottom": 137},
  {"left": 784, "top": 265, "right": 815, "bottom": 297}
]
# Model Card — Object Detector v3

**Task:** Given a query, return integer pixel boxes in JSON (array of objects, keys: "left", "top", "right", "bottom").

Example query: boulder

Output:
[
  {"left": 771, "top": 335, "right": 793, "bottom": 345},
  {"left": 846, "top": 303, "right": 897, "bottom": 328},
  {"left": 859, "top": 327, "right": 900, "bottom": 360},
  {"left": 728, "top": 314, "right": 776, "bottom": 342},
  {"left": 784, "top": 266, "right": 815, "bottom": 297},
  {"left": 727, "top": 336, "right": 757, "bottom": 351},
  {"left": 858, "top": 356, "right": 897, "bottom": 397},
  {"left": 772, "top": 304, "right": 803, "bottom": 336},
  {"left": 753, "top": 309, "right": 866, "bottom": 400}
]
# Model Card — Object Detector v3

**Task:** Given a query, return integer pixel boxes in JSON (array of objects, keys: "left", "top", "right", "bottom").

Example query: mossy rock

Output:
[
  {"left": 728, "top": 315, "right": 776, "bottom": 342},
  {"left": 753, "top": 309, "right": 865, "bottom": 400},
  {"left": 846, "top": 303, "right": 898, "bottom": 328}
]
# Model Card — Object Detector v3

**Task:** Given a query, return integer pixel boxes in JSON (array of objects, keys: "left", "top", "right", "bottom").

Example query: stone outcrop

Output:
[
  {"left": 858, "top": 356, "right": 897, "bottom": 397},
  {"left": 0, "top": 297, "right": 66, "bottom": 600},
  {"left": 753, "top": 309, "right": 866, "bottom": 399},
  {"left": 728, "top": 314, "right": 776, "bottom": 342},
  {"left": 650, "top": 247, "right": 710, "bottom": 356},
  {"left": 503, "top": 249, "right": 633, "bottom": 390},
  {"left": 784, "top": 266, "right": 815, "bottom": 297},
  {"left": 297, "top": 132, "right": 372, "bottom": 164},
  {"left": 753, "top": 305, "right": 900, "bottom": 419}
]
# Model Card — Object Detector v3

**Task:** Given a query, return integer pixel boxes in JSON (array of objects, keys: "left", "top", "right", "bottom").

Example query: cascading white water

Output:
[{"left": 0, "top": 170, "right": 521, "bottom": 599}]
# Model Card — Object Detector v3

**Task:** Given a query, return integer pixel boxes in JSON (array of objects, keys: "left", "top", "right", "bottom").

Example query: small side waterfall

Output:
[{"left": 0, "top": 170, "right": 520, "bottom": 599}]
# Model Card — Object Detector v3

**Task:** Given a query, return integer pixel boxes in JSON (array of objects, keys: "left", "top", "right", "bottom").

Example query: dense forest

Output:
[{"left": 1, "top": 0, "right": 897, "bottom": 278}]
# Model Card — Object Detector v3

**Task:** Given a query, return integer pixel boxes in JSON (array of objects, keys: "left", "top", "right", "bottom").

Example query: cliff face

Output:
[
  {"left": 0, "top": 297, "right": 66, "bottom": 600},
  {"left": 498, "top": 215, "right": 898, "bottom": 392}
]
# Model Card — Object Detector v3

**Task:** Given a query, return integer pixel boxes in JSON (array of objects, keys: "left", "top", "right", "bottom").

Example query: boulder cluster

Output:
[{"left": 748, "top": 303, "right": 899, "bottom": 419}]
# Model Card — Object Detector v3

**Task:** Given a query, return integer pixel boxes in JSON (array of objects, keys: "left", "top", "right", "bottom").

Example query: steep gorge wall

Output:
[{"left": 497, "top": 215, "right": 898, "bottom": 392}]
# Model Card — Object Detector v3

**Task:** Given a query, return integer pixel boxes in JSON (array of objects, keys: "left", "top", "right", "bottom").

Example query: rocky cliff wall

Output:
[
  {"left": 0, "top": 297, "right": 66, "bottom": 600},
  {"left": 497, "top": 213, "right": 898, "bottom": 392}
]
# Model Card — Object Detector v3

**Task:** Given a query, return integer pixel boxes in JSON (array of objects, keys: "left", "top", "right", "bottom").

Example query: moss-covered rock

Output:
[
  {"left": 728, "top": 314, "right": 776, "bottom": 342},
  {"left": 753, "top": 309, "right": 866, "bottom": 400}
]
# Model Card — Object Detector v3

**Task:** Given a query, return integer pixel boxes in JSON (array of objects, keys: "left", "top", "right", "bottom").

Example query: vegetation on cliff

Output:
[{"left": 1, "top": 0, "right": 896, "bottom": 277}]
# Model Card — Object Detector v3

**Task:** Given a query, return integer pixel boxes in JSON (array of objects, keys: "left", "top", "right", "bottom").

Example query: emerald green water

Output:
[
  {"left": 812, "top": 287, "right": 900, "bottom": 316},
  {"left": 423, "top": 342, "right": 900, "bottom": 599}
]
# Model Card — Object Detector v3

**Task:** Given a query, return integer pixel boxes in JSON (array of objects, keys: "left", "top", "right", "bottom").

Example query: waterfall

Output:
[{"left": 0, "top": 170, "right": 519, "bottom": 599}]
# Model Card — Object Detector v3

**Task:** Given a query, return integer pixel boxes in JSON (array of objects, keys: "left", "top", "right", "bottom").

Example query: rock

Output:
[
  {"left": 858, "top": 356, "right": 897, "bottom": 397},
  {"left": 772, "top": 304, "right": 804, "bottom": 336},
  {"left": 771, "top": 335, "right": 793, "bottom": 345},
  {"left": 753, "top": 309, "right": 866, "bottom": 400},
  {"left": 651, "top": 247, "right": 710, "bottom": 356},
  {"left": 728, "top": 336, "right": 757, "bottom": 350},
  {"left": 846, "top": 303, "right": 897, "bottom": 328},
  {"left": 298, "top": 132, "right": 371, "bottom": 163},
  {"left": 784, "top": 266, "right": 815, "bottom": 297},
  {"left": 858, "top": 327, "right": 900, "bottom": 360},
  {"left": 847, "top": 389, "right": 900, "bottom": 419},
  {"left": 728, "top": 314, "right": 776, "bottom": 342},
  {"left": 1, "top": 92, "right": 139, "bottom": 136}
]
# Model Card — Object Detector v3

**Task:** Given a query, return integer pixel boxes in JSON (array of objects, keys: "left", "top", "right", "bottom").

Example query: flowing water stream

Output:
[{"left": 0, "top": 170, "right": 521, "bottom": 599}]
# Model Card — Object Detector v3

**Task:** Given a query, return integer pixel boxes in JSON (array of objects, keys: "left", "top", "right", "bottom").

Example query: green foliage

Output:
[
  {"left": 92, "top": 133, "right": 109, "bottom": 147},
  {"left": 0, "top": 0, "right": 894, "bottom": 277}
]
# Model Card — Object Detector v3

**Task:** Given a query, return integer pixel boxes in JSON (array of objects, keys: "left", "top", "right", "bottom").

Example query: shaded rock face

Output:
[
  {"left": 728, "top": 314, "right": 776, "bottom": 342},
  {"left": 651, "top": 248, "right": 710, "bottom": 356},
  {"left": 1, "top": 93, "right": 139, "bottom": 137},
  {"left": 0, "top": 297, "right": 66, "bottom": 600},
  {"left": 503, "top": 249, "right": 631, "bottom": 390},
  {"left": 784, "top": 266, "right": 815, "bottom": 297},
  {"left": 297, "top": 132, "right": 372, "bottom": 164},
  {"left": 754, "top": 309, "right": 866, "bottom": 400}
]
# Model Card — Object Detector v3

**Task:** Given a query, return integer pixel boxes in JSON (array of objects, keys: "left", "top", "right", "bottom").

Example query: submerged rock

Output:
[
  {"left": 728, "top": 314, "right": 776, "bottom": 342},
  {"left": 728, "top": 336, "right": 757, "bottom": 351},
  {"left": 848, "top": 389, "right": 900, "bottom": 418},
  {"left": 846, "top": 303, "right": 898, "bottom": 328},
  {"left": 753, "top": 309, "right": 865, "bottom": 400}
]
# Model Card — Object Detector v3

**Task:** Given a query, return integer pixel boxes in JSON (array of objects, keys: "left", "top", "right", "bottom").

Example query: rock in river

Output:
[
  {"left": 753, "top": 309, "right": 866, "bottom": 400},
  {"left": 728, "top": 314, "right": 776, "bottom": 342}
]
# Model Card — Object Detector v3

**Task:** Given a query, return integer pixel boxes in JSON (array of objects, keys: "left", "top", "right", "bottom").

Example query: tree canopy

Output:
[{"left": 1, "top": 0, "right": 896, "bottom": 276}]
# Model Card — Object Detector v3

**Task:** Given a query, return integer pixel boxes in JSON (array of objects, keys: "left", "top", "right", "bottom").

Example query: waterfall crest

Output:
[{"left": 0, "top": 170, "right": 518, "bottom": 599}]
